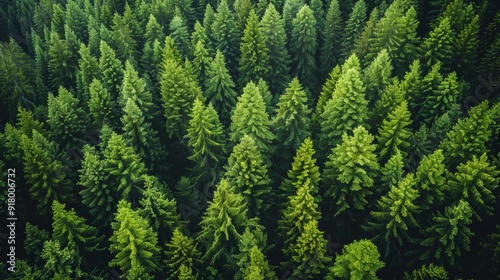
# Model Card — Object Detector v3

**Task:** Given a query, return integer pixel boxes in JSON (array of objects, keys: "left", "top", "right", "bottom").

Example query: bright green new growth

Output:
[
  {"left": 403, "top": 263, "right": 449, "bottom": 280},
  {"left": 120, "top": 61, "right": 153, "bottom": 117},
  {"left": 165, "top": 229, "right": 201, "bottom": 280},
  {"left": 414, "top": 149, "right": 446, "bottom": 210},
  {"left": 376, "top": 100, "right": 412, "bottom": 162},
  {"left": 327, "top": 239, "right": 385, "bottom": 280},
  {"left": 109, "top": 200, "right": 161, "bottom": 279}
]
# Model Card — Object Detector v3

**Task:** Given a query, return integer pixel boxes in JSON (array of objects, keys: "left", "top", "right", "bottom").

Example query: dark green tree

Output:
[
  {"left": 403, "top": 264, "right": 449, "bottom": 280},
  {"left": 98, "top": 40, "right": 123, "bottom": 99},
  {"left": 111, "top": 11, "right": 138, "bottom": 64},
  {"left": 313, "top": 65, "right": 341, "bottom": 127},
  {"left": 48, "top": 30, "right": 77, "bottom": 89},
  {"left": 378, "top": 149, "right": 404, "bottom": 194},
  {"left": 239, "top": 9, "right": 270, "bottom": 87},
  {"left": 259, "top": 3, "right": 291, "bottom": 94},
  {"left": 363, "top": 49, "right": 393, "bottom": 104},
  {"left": 25, "top": 222, "right": 50, "bottom": 265},
  {"left": 109, "top": 200, "right": 162, "bottom": 279},
  {"left": 88, "top": 78, "right": 115, "bottom": 128},
  {"left": 165, "top": 229, "right": 202, "bottom": 280},
  {"left": 192, "top": 40, "right": 212, "bottom": 92},
  {"left": 120, "top": 61, "right": 154, "bottom": 117},
  {"left": 420, "top": 71, "right": 459, "bottom": 124},
  {"left": 320, "top": 0, "right": 343, "bottom": 76},
  {"left": 290, "top": 5, "right": 318, "bottom": 92},
  {"left": 341, "top": 0, "right": 367, "bottom": 59},
  {"left": 169, "top": 13, "right": 191, "bottom": 58},
  {"left": 420, "top": 17, "right": 454, "bottom": 72},
  {"left": 212, "top": 0, "right": 241, "bottom": 79},
  {"left": 205, "top": 50, "right": 238, "bottom": 127}
]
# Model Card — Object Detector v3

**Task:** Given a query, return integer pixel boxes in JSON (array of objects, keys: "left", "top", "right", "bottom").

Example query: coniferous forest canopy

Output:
[{"left": 1, "top": 0, "right": 500, "bottom": 278}]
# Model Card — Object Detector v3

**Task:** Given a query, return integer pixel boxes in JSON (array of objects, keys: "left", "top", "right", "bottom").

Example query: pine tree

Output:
[
  {"left": 453, "top": 14, "right": 479, "bottom": 77},
  {"left": 414, "top": 149, "right": 446, "bottom": 210},
  {"left": 121, "top": 98, "right": 163, "bottom": 168},
  {"left": 233, "top": 227, "right": 274, "bottom": 280},
  {"left": 48, "top": 30, "right": 77, "bottom": 89},
  {"left": 414, "top": 62, "right": 443, "bottom": 122},
  {"left": 320, "top": 0, "right": 343, "bottom": 76},
  {"left": 160, "top": 59, "right": 204, "bottom": 139},
  {"left": 230, "top": 81, "right": 274, "bottom": 159},
  {"left": 239, "top": 9, "right": 270, "bottom": 87},
  {"left": 224, "top": 134, "right": 272, "bottom": 216},
  {"left": 47, "top": 87, "right": 88, "bottom": 150},
  {"left": 109, "top": 200, "right": 162, "bottom": 279},
  {"left": 364, "top": 174, "right": 419, "bottom": 257},
  {"left": 191, "top": 21, "right": 211, "bottom": 57},
  {"left": 256, "top": 78, "right": 274, "bottom": 115},
  {"left": 102, "top": 132, "right": 146, "bottom": 204},
  {"left": 290, "top": 5, "right": 318, "bottom": 92},
  {"left": 111, "top": 12, "right": 138, "bottom": 64},
  {"left": 65, "top": 0, "right": 88, "bottom": 43},
  {"left": 51, "top": 200, "right": 104, "bottom": 254},
  {"left": 376, "top": 101, "right": 412, "bottom": 162},
  {"left": 319, "top": 68, "right": 368, "bottom": 151},
  {"left": 40, "top": 240, "right": 82, "bottom": 279},
  {"left": 280, "top": 138, "right": 321, "bottom": 203},
  {"left": 192, "top": 40, "right": 212, "bottom": 92},
  {"left": 341, "top": 0, "right": 367, "bottom": 59},
  {"left": 16, "top": 107, "right": 47, "bottom": 138},
  {"left": 169, "top": 13, "right": 191, "bottom": 58},
  {"left": 197, "top": 179, "right": 260, "bottom": 265},
  {"left": 272, "top": 77, "right": 311, "bottom": 156},
  {"left": 144, "top": 14, "right": 165, "bottom": 45},
  {"left": 282, "top": 0, "right": 305, "bottom": 43},
  {"left": 439, "top": 101, "right": 493, "bottom": 168},
  {"left": 313, "top": 65, "right": 341, "bottom": 127},
  {"left": 363, "top": 49, "right": 393, "bottom": 104},
  {"left": 353, "top": 8, "right": 379, "bottom": 67},
  {"left": 159, "top": 36, "right": 183, "bottom": 75},
  {"left": 120, "top": 61, "right": 154, "bottom": 117},
  {"left": 205, "top": 50, "right": 238, "bottom": 127},
  {"left": 290, "top": 219, "right": 332, "bottom": 278},
  {"left": 234, "top": 0, "right": 254, "bottom": 32},
  {"left": 242, "top": 246, "right": 276, "bottom": 280},
  {"left": 323, "top": 126, "right": 380, "bottom": 218},
  {"left": 139, "top": 176, "right": 184, "bottom": 245},
  {"left": 25, "top": 222, "right": 50, "bottom": 265},
  {"left": 378, "top": 149, "right": 404, "bottom": 194},
  {"left": 186, "top": 99, "right": 227, "bottom": 182},
  {"left": 88, "top": 78, "right": 115, "bottom": 128},
  {"left": 447, "top": 154, "right": 499, "bottom": 220},
  {"left": 20, "top": 131, "right": 72, "bottom": 214},
  {"left": 212, "top": 0, "right": 241, "bottom": 79},
  {"left": 401, "top": 59, "right": 423, "bottom": 113},
  {"left": 165, "top": 229, "right": 202, "bottom": 280},
  {"left": 419, "top": 200, "right": 474, "bottom": 267},
  {"left": 99, "top": 40, "right": 123, "bottom": 99},
  {"left": 259, "top": 3, "right": 290, "bottom": 94},
  {"left": 78, "top": 145, "right": 115, "bottom": 224},
  {"left": 327, "top": 239, "right": 385, "bottom": 280},
  {"left": 278, "top": 178, "right": 321, "bottom": 258},
  {"left": 77, "top": 44, "right": 101, "bottom": 107},
  {"left": 420, "top": 17, "right": 454, "bottom": 72},
  {"left": 420, "top": 72, "right": 459, "bottom": 124}
]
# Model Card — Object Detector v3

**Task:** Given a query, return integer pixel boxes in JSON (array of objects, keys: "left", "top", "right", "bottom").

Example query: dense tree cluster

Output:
[{"left": 0, "top": 0, "right": 499, "bottom": 279}]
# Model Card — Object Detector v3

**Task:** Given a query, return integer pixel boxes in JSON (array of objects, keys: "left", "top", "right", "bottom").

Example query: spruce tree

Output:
[
  {"left": 282, "top": 0, "right": 305, "bottom": 43},
  {"left": 88, "top": 78, "right": 115, "bottom": 128},
  {"left": 353, "top": 8, "right": 379, "bottom": 67},
  {"left": 290, "top": 5, "right": 318, "bottom": 92},
  {"left": 233, "top": 227, "right": 274, "bottom": 280},
  {"left": 99, "top": 40, "right": 123, "bottom": 99},
  {"left": 169, "top": 13, "right": 191, "bottom": 58},
  {"left": 272, "top": 77, "right": 311, "bottom": 156},
  {"left": 341, "top": 0, "right": 367, "bottom": 60},
  {"left": 109, "top": 200, "right": 162, "bottom": 279},
  {"left": 319, "top": 68, "right": 368, "bottom": 152},
  {"left": 212, "top": 0, "right": 241, "bottom": 79},
  {"left": 224, "top": 134, "right": 272, "bottom": 216},
  {"left": 111, "top": 12, "right": 138, "bottom": 64},
  {"left": 205, "top": 50, "right": 238, "bottom": 127},
  {"left": 238, "top": 9, "right": 270, "bottom": 87},
  {"left": 420, "top": 72, "right": 459, "bottom": 124},
  {"left": 378, "top": 149, "right": 404, "bottom": 194},
  {"left": 259, "top": 3, "right": 291, "bottom": 94},
  {"left": 186, "top": 99, "right": 227, "bottom": 182},
  {"left": 320, "top": 0, "right": 343, "bottom": 76},
  {"left": 414, "top": 149, "right": 447, "bottom": 210},
  {"left": 51, "top": 200, "right": 104, "bottom": 254},
  {"left": 77, "top": 44, "right": 101, "bottom": 106},
  {"left": 165, "top": 229, "right": 202, "bottom": 280},
  {"left": 48, "top": 30, "right": 77, "bottom": 89},
  {"left": 420, "top": 17, "right": 454, "bottom": 72},
  {"left": 363, "top": 49, "right": 393, "bottom": 104},
  {"left": 313, "top": 65, "right": 341, "bottom": 127},
  {"left": 230, "top": 81, "right": 274, "bottom": 160},
  {"left": 144, "top": 14, "right": 165, "bottom": 46},
  {"left": 327, "top": 239, "right": 385, "bottom": 280},
  {"left": 376, "top": 100, "right": 412, "bottom": 162},
  {"left": 243, "top": 246, "right": 276, "bottom": 280},
  {"left": 192, "top": 40, "right": 212, "bottom": 92},
  {"left": 120, "top": 60, "right": 154, "bottom": 117},
  {"left": 323, "top": 126, "right": 380, "bottom": 218}
]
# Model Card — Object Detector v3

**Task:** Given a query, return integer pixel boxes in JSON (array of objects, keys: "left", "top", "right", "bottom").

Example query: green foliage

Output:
[
  {"left": 165, "top": 229, "right": 202, "bottom": 280},
  {"left": 239, "top": 9, "right": 270, "bottom": 87},
  {"left": 290, "top": 5, "right": 318, "bottom": 92},
  {"left": 192, "top": 40, "right": 212, "bottom": 92},
  {"left": 364, "top": 173, "right": 419, "bottom": 256},
  {"left": 111, "top": 11, "right": 138, "bottom": 64},
  {"left": 212, "top": 0, "right": 241, "bottom": 79},
  {"left": 259, "top": 3, "right": 290, "bottom": 94},
  {"left": 120, "top": 61, "right": 154, "bottom": 117},
  {"left": 272, "top": 77, "right": 311, "bottom": 154},
  {"left": 160, "top": 59, "right": 204, "bottom": 139},
  {"left": 320, "top": 0, "right": 343, "bottom": 76},
  {"left": 379, "top": 149, "right": 404, "bottom": 194},
  {"left": 144, "top": 14, "right": 165, "bottom": 45},
  {"left": 403, "top": 263, "right": 449, "bottom": 280},
  {"left": 109, "top": 200, "right": 161, "bottom": 279},
  {"left": 78, "top": 144, "right": 115, "bottom": 224},
  {"left": 313, "top": 65, "right": 341, "bottom": 126},
  {"left": 376, "top": 100, "right": 412, "bottom": 162},
  {"left": 327, "top": 239, "right": 385, "bottom": 280},
  {"left": 447, "top": 154, "right": 499, "bottom": 220},
  {"left": 414, "top": 149, "right": 446, "bottom": 210},
  {"left": 52, "top": 200, "right": 104, "bottom": 254},
  {"left": 230, "top": 81, "right": 274, "bottom": 159},
  {"left": 102, "top": 132, "right": 146, "bottom": 204},
  {"left": 25, "top": 222, "right": 50, "bottom": 265},
  {"left": 197, "top": 179, "right": 260, "bottom": 265},
  {"left": 205, "top": 50, "right": 238, "bottom": 126},
  {"left": 170, "top": 14, "right": 191, "bottom": 58},
  {"left": 233, "top": 227, "right": 275, "bottom": 280},
  {"left": 363, "top": 49, "right": 393, "bottom": 105},
  {"left": 323, "top": 126, "right": 380, "bottom": 217},
  {"left": 186, "top": 99, "right": 227, "bottom": 182},
  {"left": 224, "top": 134, "right": 272, "bottom": 216},
  {"left": 341, "top": 0, "right": 367, "bottom": 59},
  {"left": 420, "top": 17, "right": 454, "bottom": 72},
  {"left": 242, "top": 246, "right": 276, "bottom": 280},
  {"left": 47, "top": 87, "right": 88, "bottom": 149},
  {"left": 41, "top": 240, "right": 82, "bottom": 279},
  {"left": 89, "top": 78, "right": 115, "bottom": 128},
  {"left": 280, "top": 138, "right": 321, "bottom": 203},
  {"left": 48, "top": 30, "right": 77, "bottom": 89},
  {"left": 420, "top": 72, "right": 459, "bottom": 124},
  {"left": 319, "top": 68, "right": 368, "bottom": 151},
  {"left": 20, "top": 131, "right": 72, "bottom": 214},
  {"left": 419, "top": 200, "right": 474, "bottom": 267},
  {"left": 290, "top": 219, "right": 332, "bottom": 278},
  {"left": 98, "top": 40, "right": 123, "bottom": 99}
]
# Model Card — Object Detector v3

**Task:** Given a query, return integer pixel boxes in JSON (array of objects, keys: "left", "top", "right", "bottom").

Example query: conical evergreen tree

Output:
[
  {"left": 238, "top": 9, "right": 270, "bottom": 87},
  {"left": 420, "top": 17, "right": 454, "bottom": 72},
  {"left": 89, "top": 78, "right": 115, "bottom": 128},
  {"left": 169, "top": 13, "right": 191, "bottom": 59},
  {"left": 224, "top": 134, "right": 272, "bottom": 217},
  {"left": 320, "top": 0, "right": 343, "bottom": 76},
  {"left": 165, "top": 229, "right": 202, "bottom": 280},
  {"left": 290, "top": 5, "right": 318, "bottom": 92},
  {"left": 341, "top": 0, "right": 367, "bottom": 60},
  {"left": 414, "top": 149, "right": 447, "bottom": 210},
  {"left": 378, "top": 149, "right": 404, "bottom": 194},
  {"left": 120, "top": 61, "right": 154, "bottom": 118},
  {"left": 376, "top": 101, "right": 412, "bottom": 162},
  {"left": 99, "top": 40, "right": 123, "bottom": 99},
  {"left": 109, "top": 200, "right": 162, "bottom": 279},
  {"left": 363, "top": 49, "right": 393, "bottom": 105},
  {"left": 212, "top": 0, "right": 241, "bottom": 79},
  {"left": 205, "top": 50, "right": 238, "bottom": 127},
  {"left": 420, "top": 72, "right": 459, "bottom": 124},
  {"left": 313, "top": 65, "right": 341, "bottom": 127},
  {"left": 192, "top": 40, "right": 212, "bottom": 92},
  {"left": 242, "top": 246, "right": 276, "bottom": 280},
  {"left": 259, "top": 3, "right": 291, "bottom": 94}
]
